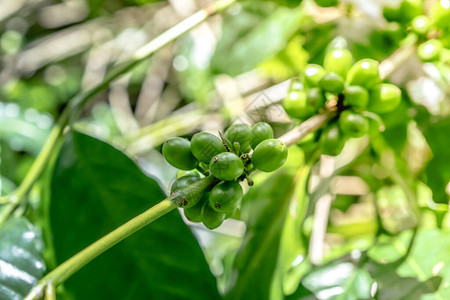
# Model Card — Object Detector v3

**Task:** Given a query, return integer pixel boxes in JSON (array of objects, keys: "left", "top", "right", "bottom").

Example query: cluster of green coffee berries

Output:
[
  {"left": 383, "top": 0, "right": 450, "bottom": 62},
  {"left": 283, "top": 48, "right": 401, "bottom": 156},
  {"left": 162, "top": 122, "right": 288, "bottom": 229}
]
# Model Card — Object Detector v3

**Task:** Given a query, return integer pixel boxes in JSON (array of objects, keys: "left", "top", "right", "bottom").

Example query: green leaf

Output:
[
  {"left": 225, "top": 171, "right": 296, "bottom": 300},
  {"left": 301, "top": 262, "right": 374, "bottom": 300},
  {"left": 420, "top": 118, "right": 450, "bottom": 203},
  {"left": 369, "top": 229, "right": 450, "bottom": 299},
  {"left": 211, "top": 4, "right": 303, "bottom": 76},
  {"left": 50, "top": 130, "right": 220, "bottom": 299},
  {"left": 0, "top": 217, "right": 45, "bottom": 300},
  {"left": 280, "top": 164, "right": 312, "bottom": 296}
]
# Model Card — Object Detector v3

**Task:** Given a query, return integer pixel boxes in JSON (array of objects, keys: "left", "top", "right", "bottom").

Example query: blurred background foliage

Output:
[{"left": 1, "top": 0, "right": 450, "bottom": 299}]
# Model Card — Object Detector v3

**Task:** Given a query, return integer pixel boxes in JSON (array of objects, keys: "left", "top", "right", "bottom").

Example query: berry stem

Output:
[{"left": 0, "top": 0, "right": 237, "bottom": 225}]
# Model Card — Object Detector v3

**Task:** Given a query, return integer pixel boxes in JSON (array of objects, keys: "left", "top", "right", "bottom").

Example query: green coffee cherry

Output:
[
  {"left": 307, "top": 88, "right": 326, "bottom": 111},
  {"left": 347, "top": 59, "right": 380, "bottom": 89},
  {"left": 191, "top": 132, "right": 226, "bottom": 164},
  {"left": 338, "top": 111, "right": 369, "bottom": 138},
  {"left": 250, "top": 122, "right": 274, "bottom": 149},
  {"left": 224, "top": 124, "right": 251, "bottom": 152},
  {"left": 368, "top": 83, "right": 402, "bottom": 114},
  {"left": 324, "top": 49, "right": 353, "bottom": 77},
  {"left": 162, "top": 137, "right": 197, "bottom": 170},
  {"left": 417, "top": 39, "right": 442, "bottom": 62},
  {"left": 282, "top": 89, "right": 313, "bottom": 119},
  {"left": 202, "top": 201, "right": 226, "bottom": 230},
  {"left": 314, "top": 0, "right": 338, "bottom": 7},
  {"left": 304, "top": 64, "right": 326, "bottom": 87},
  {"left": 209, "top": 181, "right": 243, "bottom": 213},
  {"left": 319, "top": 72, "right": 345, "bottom": 94},
  {"left": 320, "top": 124, "right": 345, "bottom": 156},
  {"left": 184, "top": 193, "right": 207, "bottom": 223},
  {"left": 252, "top": 139, "right": 288, "bottom": 172},
  {"left": 209, "top": 152, "right": 244, "bottom": 181},
  {"left": 411, "top": 15, "right": 430, "bottom": 36},
  {"left": 430, "top": 0, "right": 450, "bottom": 29},
  {"left": 171, "top": 175, "right": 199, "bottom": 194},
  {"left": 343, "top": 85, "right": 369, "bottom": 109}
]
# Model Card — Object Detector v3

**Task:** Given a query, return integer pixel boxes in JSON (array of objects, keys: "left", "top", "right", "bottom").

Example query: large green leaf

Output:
[
  {"left": 369, "top": 229, "right": 450, "bottom": 300},
  {"left": 225, "top": 171, "right": 297, "bottom": 300},
  {"left": 50, "top": 130, "right": 220, "bottom": 299},
  {"left": 0, "top": 217, "right": 46, "bottom": 300},
  {"left": 211, "top": 4, "right": 303, "bottom": 76}
]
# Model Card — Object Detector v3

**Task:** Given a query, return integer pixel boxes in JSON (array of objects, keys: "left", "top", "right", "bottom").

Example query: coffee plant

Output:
[{"left": 0, "top": 0, "right": 450, "bottom": 299}]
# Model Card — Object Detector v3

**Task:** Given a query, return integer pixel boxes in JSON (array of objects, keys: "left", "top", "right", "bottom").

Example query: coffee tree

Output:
[{"left": 0, "top": 0, "right": 449, "bottom": 299}]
